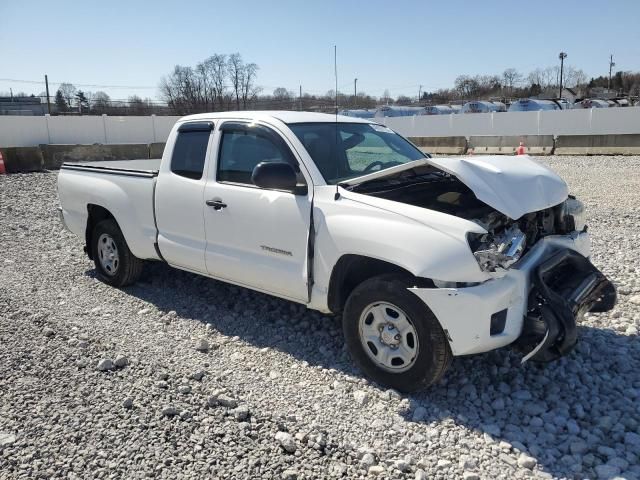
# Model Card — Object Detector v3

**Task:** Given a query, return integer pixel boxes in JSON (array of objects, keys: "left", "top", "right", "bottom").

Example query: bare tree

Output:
[
  {"left": 91, "top": 91, "right": 111, "bottom": 113},
  {"left": 502, "top": 68, "right": 523, "bottom": 96},
  {"left": 241, "top": 63, "right": 260, "bottom": 108},
  {"left": 227, "top": 53, "right": 244, "bottom": 110},
  {"left": 454, "top": 75, "right": 480, "bottom": 99},
  {"left": 564, "top": 66, "right": 587, "bottom": 88},
  {"left": 395, "top": 95, "right": 413, "bottom": 105},
  {"left": 58, "top": 83, "right": 77, "bottom": 109}
]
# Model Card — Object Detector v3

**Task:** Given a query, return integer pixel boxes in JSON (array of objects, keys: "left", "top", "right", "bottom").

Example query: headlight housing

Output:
[
  {"left": 467, "top": 225, "right": 527, "bottom": 272},
  {"left": 556, "top": 197, "right": 586, "bottom": 233}
]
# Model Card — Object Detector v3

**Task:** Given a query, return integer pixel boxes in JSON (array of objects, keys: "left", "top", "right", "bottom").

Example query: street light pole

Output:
[
  {"left": 354, "top": 78, "right": 357, "bottom": 108},
  {"left": 608, "top": 54, "right": 615, "bottom": 92},
  {"left": 558, "top": 52, "right": 567, "bottom": 99},
  {"left": 418, "top": 85, "right": 422, "bottom": 105}
]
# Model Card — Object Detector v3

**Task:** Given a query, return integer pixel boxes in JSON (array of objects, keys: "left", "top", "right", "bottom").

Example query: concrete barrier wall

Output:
[
  {"left": 149, "top": 142, "right": 166, "bottom": 159},
  {"left": 0, "top": 147, "right": 44, "bottom": 173},
  {"left": 555, "top": 134, "right": 640, "bottom": 155},
  {"left": 408, "top": 136, "right": 467, "bottom": 155},
  {"left": 469, "top": 135, "right": 554, "bottom": 155}
]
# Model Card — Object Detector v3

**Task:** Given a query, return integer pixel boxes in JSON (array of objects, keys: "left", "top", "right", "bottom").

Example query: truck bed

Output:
[
  {"left": 60, "top": 159, "right": 161, "bottom": 177},
  {"left": 58, "top": 158, "right": 161, "bottom": 261}
]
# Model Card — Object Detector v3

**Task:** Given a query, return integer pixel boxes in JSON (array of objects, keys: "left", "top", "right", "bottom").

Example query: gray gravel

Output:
[{"left": 1, "top": 155, "right": 639, "bottom": 479}]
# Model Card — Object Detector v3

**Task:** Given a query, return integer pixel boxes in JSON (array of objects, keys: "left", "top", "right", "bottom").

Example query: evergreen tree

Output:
[
  {"left": 54, "top": 89, "right": 67, "bottom": 112},
  {"left": 75, "top": 90, "right": 89, "bottom": 112}
]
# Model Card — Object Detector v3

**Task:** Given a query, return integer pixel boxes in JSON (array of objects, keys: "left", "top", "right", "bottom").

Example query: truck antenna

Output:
[{"left": 334, "top": 45, "right": 340, "bottom": 197}]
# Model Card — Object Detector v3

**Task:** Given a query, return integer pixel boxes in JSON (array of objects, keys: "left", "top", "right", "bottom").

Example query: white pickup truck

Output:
[{"left": 58, "top": 111, "right": 615, "bottom": 391}]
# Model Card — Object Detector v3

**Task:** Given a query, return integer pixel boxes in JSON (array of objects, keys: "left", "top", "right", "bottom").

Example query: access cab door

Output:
[
  {"left": 203, "top": 121, "right": 313, "bottom": 302},
  {"left": 155, "top": 121, "right": 214, "bottom": 273}
]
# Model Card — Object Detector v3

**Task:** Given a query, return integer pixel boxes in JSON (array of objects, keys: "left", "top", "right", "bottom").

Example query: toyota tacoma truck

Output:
[{"left": 57, "top": 111, "right": 616, "bottom": 392}]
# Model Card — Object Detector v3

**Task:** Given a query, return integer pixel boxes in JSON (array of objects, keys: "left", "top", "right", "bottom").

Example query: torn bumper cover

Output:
[
  {"left": 409, "top": 232, "right": 615, "bottom": 360},
  {"left": 518, "top": 249, "right": 616, "bottom": 362}
]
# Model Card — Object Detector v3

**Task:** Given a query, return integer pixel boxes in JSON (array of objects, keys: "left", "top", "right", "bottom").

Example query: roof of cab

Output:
[{"left": 178, "top": 110, "right": 374, "bottom": 125}]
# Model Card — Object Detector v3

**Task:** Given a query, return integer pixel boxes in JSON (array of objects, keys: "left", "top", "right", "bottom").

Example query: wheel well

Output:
[
  {"left": 85, "top": 205, "right": 116, "bottom": 260},
  {"left": 327, "top": 255, "right": 433, "bottom": 313}
]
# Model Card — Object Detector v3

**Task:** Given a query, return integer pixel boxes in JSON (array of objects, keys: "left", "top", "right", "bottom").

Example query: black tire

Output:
[
  {"left": 91, "top": 219, "right": 143, "bottom": 287},
  {"left": 343, "top": 274, "right": 452, "bottom": 392}
]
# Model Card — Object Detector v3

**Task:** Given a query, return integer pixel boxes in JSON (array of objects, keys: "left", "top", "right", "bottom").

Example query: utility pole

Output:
[
  {"left": 354, "top": 78, "right": 357, "bottom": 108},
  {"left": 299, "top": 85, "right": 302, "bottom": 111},
  {"left": 608, "top": 54, "right": 615, "bottom": 92},
  {"left": 558, "top": 52, "right": 567, "bottom": 99},
  {"left": 9, "top": 88, "right": 13, "bottom": 101},
  {"left": 45, "top": 74, "right": 51, "bottom": 114},
  {"left": 418, "top": 85, "right": 422, "bottom": 105}
]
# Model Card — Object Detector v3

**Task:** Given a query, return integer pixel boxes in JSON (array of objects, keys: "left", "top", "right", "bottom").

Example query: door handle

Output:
[{"left": 206, "top": 199, "right": 227, "bottom": 210}]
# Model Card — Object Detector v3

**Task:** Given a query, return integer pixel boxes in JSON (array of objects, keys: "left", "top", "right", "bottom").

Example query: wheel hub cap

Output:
[
  {"left": 97, "top": 233, "right": 119, "bottom": 276},
  {"left": 358, "top": 302, "right": 419, "bottom": 373},
  {"left": 380, "top": 324, "right": 401, "bottom": 347}
]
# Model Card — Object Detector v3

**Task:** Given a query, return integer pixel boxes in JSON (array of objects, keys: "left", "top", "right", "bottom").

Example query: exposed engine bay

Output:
[{"left": 349, "top": 165, "right": 586, "bottom": 272}]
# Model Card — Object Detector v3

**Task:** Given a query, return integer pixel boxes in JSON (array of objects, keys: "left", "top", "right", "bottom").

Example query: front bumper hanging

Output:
[{"left": 519, "top": 249, "right": 616, "bottom": 363}]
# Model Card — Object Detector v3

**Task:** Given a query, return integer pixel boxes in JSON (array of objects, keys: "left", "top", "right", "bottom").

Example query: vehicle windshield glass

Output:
[{"left": 289, "top": 122, "right": 425, "bottom": 184}]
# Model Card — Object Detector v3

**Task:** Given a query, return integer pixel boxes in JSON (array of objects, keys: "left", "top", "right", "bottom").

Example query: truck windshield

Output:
[{"left": 289, "top": 122, "right": 425, "bottom": 184}]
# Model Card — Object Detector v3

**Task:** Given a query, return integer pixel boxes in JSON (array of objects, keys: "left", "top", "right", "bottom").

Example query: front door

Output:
[{"left": 203, "top": 121, "right": 312, "bottom": 302}]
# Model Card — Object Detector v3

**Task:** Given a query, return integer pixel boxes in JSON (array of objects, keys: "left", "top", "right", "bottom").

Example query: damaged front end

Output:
[
  {"left": 346, "top": 160, "right": 616, "bottom": 363},
  {"left": 517, "top": 249, "right": 616, "bottom": 362}
]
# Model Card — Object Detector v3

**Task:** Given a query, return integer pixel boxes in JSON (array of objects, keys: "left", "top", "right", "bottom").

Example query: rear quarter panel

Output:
[{"left": 57, "top": 169, "right": 160, "bottom": 260}]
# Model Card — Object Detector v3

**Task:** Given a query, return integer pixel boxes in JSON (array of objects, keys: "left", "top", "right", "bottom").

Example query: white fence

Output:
[
  {"left": 378, "top": 107, "right": 640, "bottom": 138},
  {"left": 0, "top": 115, "right": 180, "bottom": 148},
  {"left": 2, "top": 108, "right": 640, "bottom": 148}
]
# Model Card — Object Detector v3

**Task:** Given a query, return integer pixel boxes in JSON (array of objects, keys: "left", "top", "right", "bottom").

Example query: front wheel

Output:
[
  {"left": 343, "top": 274, "right": 452, "bottom": 392},
  {"left": 91, "top": 219, "right": 143, "bottom": 287}
]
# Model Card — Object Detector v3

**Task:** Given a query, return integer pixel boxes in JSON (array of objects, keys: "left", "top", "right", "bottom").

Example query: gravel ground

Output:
[{"left": 1, "top": 155, "right": 639, "bottom": 480}]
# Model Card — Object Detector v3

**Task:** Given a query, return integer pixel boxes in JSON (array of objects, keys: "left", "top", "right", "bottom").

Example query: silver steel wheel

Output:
[
  {"left": 358, "top": 302, "right": 419, "bottom": 373},
  {"left": 97, "top": 233, "right": 119, "bottom": 276}
]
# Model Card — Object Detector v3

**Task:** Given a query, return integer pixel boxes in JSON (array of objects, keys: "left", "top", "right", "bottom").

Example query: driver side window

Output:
[{"left": 217, "top": 124, "right": 301, "bottom": 186}]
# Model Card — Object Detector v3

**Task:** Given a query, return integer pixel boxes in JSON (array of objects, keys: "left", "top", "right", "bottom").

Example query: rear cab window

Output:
[{"left": 171, "top": 122, "right": 213, "bottom": 180}]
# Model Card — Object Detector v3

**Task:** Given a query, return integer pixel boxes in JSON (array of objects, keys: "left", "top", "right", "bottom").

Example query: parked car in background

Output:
[
  {"left": 339, "top": 109, "right": 376, "bottom": 119},
  {"left": 424, "top": 105, "right": 455, "bottom": 115},
  {"left": 508, "top": 99, "right": 562, "bottom": 112},
  {"left": 460, "top": 101, "right": 506, "bottom": 113},
  {"left": 57, "top": 111, "right": 615, "bottom": 392},
  {"left": 374, "top": 106, "right": 427, "bottom": 117},
  {"left": 573, "top": 99, "right": 613, "bottom": 109}
]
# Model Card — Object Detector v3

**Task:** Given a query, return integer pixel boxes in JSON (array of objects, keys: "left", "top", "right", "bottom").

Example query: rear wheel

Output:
[
  {"left": 343, "top": 274, "right": 452, "bottom": 392},
  {"left": 91, "top": 219, "right": 143, "bottom": 287}
]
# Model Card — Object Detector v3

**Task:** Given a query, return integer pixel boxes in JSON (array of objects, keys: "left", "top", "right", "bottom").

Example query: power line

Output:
[{"left": 0, "top": 78, "right": 157, "bottom": 89}]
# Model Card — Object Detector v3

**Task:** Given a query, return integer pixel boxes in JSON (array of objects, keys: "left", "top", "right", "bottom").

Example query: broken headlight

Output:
[
  {"left": 467, "top": 225, "right": 527, "bottom": 272},
  {"left": 556, "top": 197, "right": 586, "bottom": 233}
]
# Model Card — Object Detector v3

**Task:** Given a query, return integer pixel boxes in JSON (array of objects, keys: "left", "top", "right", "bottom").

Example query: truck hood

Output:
[{"left": 340, "top": 155, "right": 569, "bottom": 219}]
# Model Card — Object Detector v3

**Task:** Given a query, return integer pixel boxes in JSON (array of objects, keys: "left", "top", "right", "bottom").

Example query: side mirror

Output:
[{"left": 251, "top": 162, "right": 306, "bottom": 194}]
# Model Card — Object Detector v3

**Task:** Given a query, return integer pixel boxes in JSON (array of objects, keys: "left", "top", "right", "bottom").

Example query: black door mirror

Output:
[{"left": 251, "top": 162, "right": 306, "bottom": 194}]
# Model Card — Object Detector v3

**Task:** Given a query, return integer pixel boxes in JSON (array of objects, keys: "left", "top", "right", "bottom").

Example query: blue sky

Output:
[{"left": 1, "top": 0, "right": 639, "bottom": 101}]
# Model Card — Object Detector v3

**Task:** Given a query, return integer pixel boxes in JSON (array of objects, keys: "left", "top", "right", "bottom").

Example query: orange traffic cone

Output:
[
  {"left": 0, "top": 151, "right": 6, "bottom": 174},
  {"left": 516, "top": 142, "right": 526, "bottom": 155}
]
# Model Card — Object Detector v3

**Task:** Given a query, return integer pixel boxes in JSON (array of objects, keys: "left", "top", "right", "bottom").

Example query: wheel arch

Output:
[
  {"left": 327, "top": 254, "right": 434, "bottom": 314},
  {"left": 85, "top": 204, "right": 118, "bottom": 260}
]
